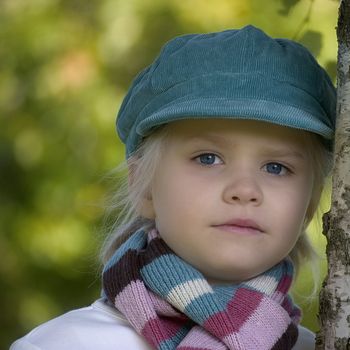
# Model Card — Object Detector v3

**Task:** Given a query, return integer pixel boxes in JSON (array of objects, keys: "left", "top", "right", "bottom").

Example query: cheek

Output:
[
  {"left": 282, "top": 185, "right": 313, "bottom": 231},
  {"left": 152, "top": 168, "right": 212, "bottom": 216}
]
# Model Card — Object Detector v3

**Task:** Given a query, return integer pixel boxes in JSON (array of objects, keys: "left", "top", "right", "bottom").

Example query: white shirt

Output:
[{"left": 10, "top": 299, "right": 315, "bottom": 350}]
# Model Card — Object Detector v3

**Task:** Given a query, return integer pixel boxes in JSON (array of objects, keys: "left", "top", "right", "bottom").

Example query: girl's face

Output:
[{"left": 142, "top": 119, "right": 314, "bottom": 284}]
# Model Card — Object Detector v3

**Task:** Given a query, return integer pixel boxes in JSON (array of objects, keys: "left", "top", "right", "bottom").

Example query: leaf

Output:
[
  {"left": 298, "top": 30, "right": 323, "bottom": 57},
  {"left": 278, "top": 0, "right": 302, "bottom": 16},
  {"left": 325, "top": 60, "right": 337, "bottom": 83}
]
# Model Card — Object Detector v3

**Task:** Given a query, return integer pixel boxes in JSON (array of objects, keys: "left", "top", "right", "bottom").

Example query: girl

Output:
[{"left": 11, "top": 25, "right": 335, "bottom": 350}]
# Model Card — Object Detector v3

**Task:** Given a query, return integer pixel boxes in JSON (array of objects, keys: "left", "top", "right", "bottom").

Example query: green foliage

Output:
[
  {"left": 0, "top": 0, "right": 338, "bottom": 348},
  {"left": 279, "top": 0, "right": 303, "bottom": 15},
  {"left": 300, "top": 30, "right": 323, "bottom": 56}
]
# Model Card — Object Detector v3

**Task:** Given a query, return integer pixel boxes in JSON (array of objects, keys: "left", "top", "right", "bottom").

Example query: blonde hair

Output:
[
  {"left": 101, "top": 125, "right": 333, "bottom": 278},
  {"left": 101, "top": 127, "right": 168, "bottom": 263}
]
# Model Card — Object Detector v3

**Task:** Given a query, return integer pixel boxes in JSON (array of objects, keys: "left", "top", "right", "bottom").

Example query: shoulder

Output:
[
  {"left": 10, "top": 299, "right": 152, "bottom": 350},
  {"left": 10, "top": 300, "right": 314, "bottom": 350},
  {"left": 293, "top": 325, "right": 315, "bottom": 350}
]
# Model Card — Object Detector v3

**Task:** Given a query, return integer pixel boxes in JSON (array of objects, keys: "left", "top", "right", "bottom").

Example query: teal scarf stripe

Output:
[
  {"left": 104, "top": 228, "right": 293, "bottom": 322},
  {"left": 212, "top": 285, "right": 237, "bottom": 305},
  {"left": 184, "top": 295, "right": 228, "bottom": 325},
  {"left": 158, "top": 325, "right": 192, "bottom": 350},
  {"left": 141, "top": 253, "right": 233, "bottom": 320},
  {"left": 103, "top": 229, "right": 146, "bottom": 273},
  {"left": 141, "top": 254, "right": 205, "bottom": 295},
  {"left": 102, "top": 229, "right": 301, "bottom": 349},
  {"left": 140, "top": 250, "right": 290, "bottom": 325}
]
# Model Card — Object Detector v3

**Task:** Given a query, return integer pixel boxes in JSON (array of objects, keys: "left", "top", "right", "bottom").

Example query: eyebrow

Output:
[
  {"left": 258, "top": 148, "right": 306, "bottom": 160},
  {"left": 185, "top": 135, "right": 306, "bottom": 160}
]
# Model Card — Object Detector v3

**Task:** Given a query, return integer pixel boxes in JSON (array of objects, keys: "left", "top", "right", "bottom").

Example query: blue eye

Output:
[
  {"left": 196, "top": 153, "right": 222, "bottom": 165},
  {"left": 264, "top": 163, "right": 288, "bottom": 175}
]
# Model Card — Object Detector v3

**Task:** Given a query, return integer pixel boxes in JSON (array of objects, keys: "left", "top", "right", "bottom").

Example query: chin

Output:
[{"left": 205, "top": 268, "right": 258, "bottom": 285}]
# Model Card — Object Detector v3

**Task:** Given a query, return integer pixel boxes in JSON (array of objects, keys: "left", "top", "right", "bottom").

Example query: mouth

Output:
[{"left": 212, "top": 219, "right": 264, "bottom": 235}]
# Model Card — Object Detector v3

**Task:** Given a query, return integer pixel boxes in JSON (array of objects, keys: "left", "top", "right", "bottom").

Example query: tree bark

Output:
[{"left": 316, "top": 1, "right": 350, "bottom": 349}]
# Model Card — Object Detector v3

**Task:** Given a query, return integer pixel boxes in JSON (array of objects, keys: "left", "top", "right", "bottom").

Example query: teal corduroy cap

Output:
[{"left": 116, "top": 25, "right": 336, "bottom": 157}]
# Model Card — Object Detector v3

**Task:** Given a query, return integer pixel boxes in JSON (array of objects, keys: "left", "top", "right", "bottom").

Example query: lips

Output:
[{"left": 213, "top": 219, "right": 264, "bottom": 234}]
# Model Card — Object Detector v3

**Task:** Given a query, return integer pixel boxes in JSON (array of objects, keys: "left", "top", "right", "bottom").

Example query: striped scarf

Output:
[{"left": 102, "top": 228, "right": 301, "bottom": 349}]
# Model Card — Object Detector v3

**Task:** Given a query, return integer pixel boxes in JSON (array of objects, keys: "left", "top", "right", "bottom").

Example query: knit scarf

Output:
[{"left": 102, "top": 228, "right": 301, "bottom": 350}]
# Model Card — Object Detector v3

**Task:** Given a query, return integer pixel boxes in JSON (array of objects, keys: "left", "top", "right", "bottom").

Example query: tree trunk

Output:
[{"left": 316, "top": 1, "right": 350, "bottom": 349}]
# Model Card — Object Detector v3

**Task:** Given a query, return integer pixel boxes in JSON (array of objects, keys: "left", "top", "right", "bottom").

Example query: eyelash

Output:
[
  {"left": 262, "top": 162, "right": 292, "bottom": 176},
  {"left": 194, "top": 153, "right": 222, "bottom": 166},
  {"left": 194, "top": 153, "right": 292, "bottom": 176}
]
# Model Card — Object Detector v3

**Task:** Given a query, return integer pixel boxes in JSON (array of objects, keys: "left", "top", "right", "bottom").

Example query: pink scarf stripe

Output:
[
  {"left": 103, "top": 229, "right": 301, "bottom": 349},
  {"left": 177, "top": 327, "right": 227, "bottom": 350},
  {"left": 226, "top": 295, "right": 294, "bottom": 349},
  {"left": 141, "top": 317, "right": 189, "bottom": 347}
]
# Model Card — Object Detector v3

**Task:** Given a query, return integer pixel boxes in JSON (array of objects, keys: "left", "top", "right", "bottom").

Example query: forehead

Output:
[{"left": 164, "top": 119, "right": 311, "bottom": 148}]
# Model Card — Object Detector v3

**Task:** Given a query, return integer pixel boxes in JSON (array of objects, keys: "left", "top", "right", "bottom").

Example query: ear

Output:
[{"left": 139, "top": 194, "right": 156, "bottom": 219}]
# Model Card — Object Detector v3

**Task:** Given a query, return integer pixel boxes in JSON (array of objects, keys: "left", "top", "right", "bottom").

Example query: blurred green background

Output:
[{"left": 1, "top": 0, "right": 338, "bottom": 348}]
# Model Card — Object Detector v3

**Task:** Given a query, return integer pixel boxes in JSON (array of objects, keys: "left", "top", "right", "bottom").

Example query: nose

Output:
[{"left": 223, "top": 177, "right": 263, "bottom": 206}]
